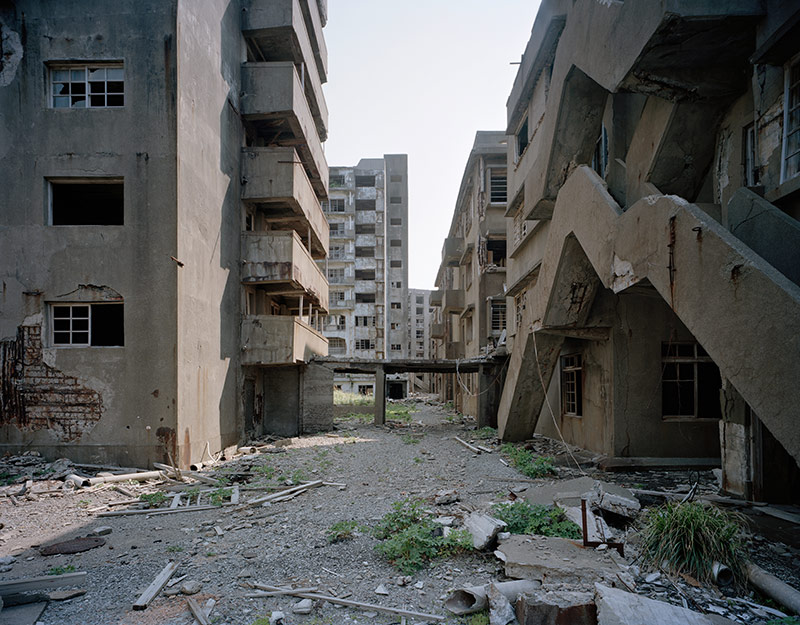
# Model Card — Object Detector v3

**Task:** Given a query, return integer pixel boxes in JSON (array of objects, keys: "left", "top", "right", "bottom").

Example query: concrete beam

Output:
[{"left": 374, "top": 364, "right": 385, "bottom": 426}]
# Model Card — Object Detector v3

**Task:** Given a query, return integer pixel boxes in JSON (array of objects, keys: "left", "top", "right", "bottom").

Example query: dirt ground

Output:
[{"left": 0, "top": 397, "right": 798, "bottom": 625}]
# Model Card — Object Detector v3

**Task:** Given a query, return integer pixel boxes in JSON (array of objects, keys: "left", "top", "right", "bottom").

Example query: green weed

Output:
[
  {"left": 413, "top": 456, "right": 424, "bottom": 464},
  {"left": 139, "top": 492, "right": 168, "bottom": 508},
  {"left": 255, "top": 464, "right": 276, "bottom": 479},
  {"left": 291, "top": 469, "right": 307, "bottom": 484},
  {"left": 209, "top": 487, "right": 232, "bottom": 507},
  {"left": 166, "top": 545, "right": 184, "bottom": 553},
  {"left": 473, "top": 427, "right": 497, "bottom": 440},
  {"left": 639, "top": 501, "right": 748, "bottom": 585},
  {"left": 500, "top": 444, "right": 555, "bottom": 479},
  {"left": 334, "top": 389, "right": 374, "bottom": 406},
  {"left": 767, "top": 618, "right": 800, "bottom": 625},
  {"left": 492, "top": 501, "right": 581, "bottom": 539},
  {"left": 401, "top": 434, "right": 422, "bottom": 445},
  {"left": 326, "top": 520, "right": 360, "bottom": 543},
  {"left": 463, "top": 612, "right": 490, "bottom": 625},
  {"left": 47, "top": 565, "right": 76, "bottom": 575}
]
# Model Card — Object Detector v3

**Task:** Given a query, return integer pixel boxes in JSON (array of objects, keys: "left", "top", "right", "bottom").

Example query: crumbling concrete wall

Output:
[{"left": 300, "top": 362, "right": 333, "bottom": 432}]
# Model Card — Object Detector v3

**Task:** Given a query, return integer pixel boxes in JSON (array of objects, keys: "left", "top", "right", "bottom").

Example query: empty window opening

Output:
[
  {"left": 355, "top": 175, "right": 376, "bottom": 187},
  {"left": 355, "top": 292, "right": 376, "bottom": 303},
  {"left": 489, "top": 171, "right": 507, "bottom": 203},
  {"left": 390, "top": 174, "right": 403, "bottom": 182},
  {"left": 390, "top": 344, "right": 401, "bottom": 351},
  {"left": 516, "top": 117, "right": 529, "bottom": 159},
  {"left": 51, "top": 64, "right": 124, "bottom": 108},
  {"left": 661, "top": 342, "right": 722, "bottom": 419},
  {"left": 355, "top": 246, "right": 374, "bottom": 258},
  {"left": 486, "top": 239, "right": 507, "bottom": 267},
  {"left": 391, "top": 281, "right": 402, "bottom": 288},
  {"left": 52, "top": 303, "right": 124, "bottom": 347},
  {"left": 50, "top": 180, "right": 124, "bottom": 225},
  {"left": 330, "top": 174, "right": 346, "bottom": 187},
  {"left": 357, "top": 384, "right": 373, "bottom": 395},
  {"left": 561, "top": 354, "right": 582, "bottom": 416},
  {"left": 416, "top": 296, "right": 424, "bottom": 304},
  {"left": 416, "top": 307, "right": 423, "bottom": 315},
  {"left": 390, "top": 218, "right": 402, "bottom": 226},
  {"left": 355, "top": 223, "right": 375, "bottom": 234},
  {"left": 592, "top": 125, "right": 609, "bottom": 178},
  {"left": 390, "top": 239, "right": 402, "bottom": 247},
  {"left": 744, "top": 123, "right": 758, "bottom": 187},
  {"left": 390, "top": 302, "right": 402, "bottom": 309},
  {"left": 355, "top": 199, "right": 376, "bottom": 211},
  {"left": 355, "top": 269, "right": 376, "bottom": 280},
  {"left": 390, "top": 260, "right": 402, "bottom": 267},
  {"left": 389, "top": 196, "right": 402, "bottom": 204}
]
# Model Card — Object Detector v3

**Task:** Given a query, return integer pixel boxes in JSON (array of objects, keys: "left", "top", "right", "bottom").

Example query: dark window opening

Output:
[
  {"left": 486, "top": 239, "right": 507, "bottom": 267},
  {"left": 490, "top": 172, "right": 507, "bottom": 203},
  {"left": 591, "top": 126, "right": 609, "bottom": 178},
  {"left": 51, "top": 181, "right": 123, "bottom": 225},
  {"left": 516, "top": 117, "right": 529, "bottom": 158},
  {"left": 355, "top": 223, "right": 375, "bottom": 234},
  {"left": 390, "top": 260, "right": 402, "bottom": 267},
  {"left": 355, "top": 199, "right": 376, "bottom": 211},
  {"left": 390, "top": 217, "right": 402, "bottom": 226},
  {"left": 355, "top": 246, "right": 374, "bottom": 258},
  {"left": 355, "top": 292, "right": 376, "bottom": 303},
  {"left": 661, "top": 342, "right": 722, "bottom": 419},
  {"left": 390, "top": 239, "right": 402, "bottom": 247},
  {"left": 389, "top": 196, "right": 402, "bottom": 204},
  {"left": 52, "top": 302, "right": 124, "bottom": 347},
  {"left": 355, "top": 175, "right": 376, "bottom": 187},
  {"left": 390, "top": 174, "right": 403, "bottom": 183},
  {"left": 355, "top": 269, "right": 376, "bottom": 280},
  {"left": 330, "top": 174, "right": 345, "bottom": 187}
]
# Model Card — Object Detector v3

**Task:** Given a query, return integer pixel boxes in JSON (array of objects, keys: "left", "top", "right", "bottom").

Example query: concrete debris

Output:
[
  {"left": 434, "top": 489, "right": 459, "bottom": 505},
  {"left": 464, "top": 512, "right": 508, "bottom": 550},
  {"left": 494, "top": 535, "right": 623, "bottom": 588},
  {"left": 595, "top": 583, "right": 740, "bottom": 625},
  {"left": 39, "top": 536, "right": 105, "bottom": 556},
  {"left": 374, "top": 584, "right": 389, "bottom": 595},
  {"left": 181, "top": 580, "right": 202, "bottom": 595},
  {"left": 525, "top": 476, "right": 639, "bottom": 519},
  {"left": 488, "top": 582, "right": 517, "bottom": 625},
  {"left": 514, "top": 589, "right": 596, "bottom": 625},
  {"left": 292, "top": 598, "right": 314, "bottom": 614},
  {"left": 269, "top": 610, "right": 285, "bottom": 625},
  {"left": 89, "top": 526, "right": 113, "bottom": 537},
  {"left": 48, "top": 589, "right": 87, "bottom": 601},
  {"left": 445, "top": 581, "right": 540, "bottom": 616}
]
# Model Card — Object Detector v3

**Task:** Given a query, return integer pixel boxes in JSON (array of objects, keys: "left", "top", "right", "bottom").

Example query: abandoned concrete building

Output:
[
  {"left": 426, "top": 0, "right": 799, "bottom": 503},
  {"left": 317, "top": 156, "right": 411, "bottom": 398},
  {"left": 407, "top": 287, "right": 433, "bottom": 393},
  {"left": 430, "top": 131, "right": 509, "bottom": 416},
  {"left": 0, "top": 0, "right": 334, "bottom": 467}
]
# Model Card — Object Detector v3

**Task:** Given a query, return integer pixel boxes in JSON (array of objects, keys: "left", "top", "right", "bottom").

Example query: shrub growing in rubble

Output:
[
  {"left": 500, "top": 444, "right": 555, "bottom": 479},
  {"left": 492, "top": 501, "right": 581, "bottom": 539},
  {"left": 640, "top": 501, "right": 747, "bottom": 585},
  {"left": 372, "top": 498, "right": 473, "bottom": 573}
]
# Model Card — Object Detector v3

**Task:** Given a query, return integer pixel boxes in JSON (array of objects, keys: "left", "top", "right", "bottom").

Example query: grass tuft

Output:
[
  {"left": 500, "top": 444, "right": 555, "bottom": 478},
  {"left": 492, "top": 500, "right": 581, "bottom": 539},
  {"left": 334, "top": 389, "right": 374, "bottom": 406},
  {"left": 639, "top": 501, "right": 748, "bottom": 585},
  {"left": 326, "top": 520, "right": 360, "bottom": 543}
]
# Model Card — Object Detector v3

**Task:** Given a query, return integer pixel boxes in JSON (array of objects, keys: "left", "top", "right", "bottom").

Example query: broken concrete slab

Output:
[
  {"left": 39, "top": 536, "right": 105, "bottom": 555},
  {"left": 595, "top": 584, "right": 740, "bottom": 625},
  {"left": 515, "top": 588, "right": 597, "bottom": 625},
  {"left": 494, "top": 535, "right": 622, "bottom": 587},
  {"left": 561, "top": 506, "right": 617, "bottom": 543},
  {"left": 524, "top": 477, "right": 639, "bottom": 519},
  {"left": 464, "top": 512, "right": 507, "bottom": 550},
  {"left": 446, "top": 580, "right": 541, "bottom": 615},
  {"left": 0, "top": 601, "right": 47, "bottom": 625},
  {"left": 488, "top": 582, "right": 516, "bottom": 625}
]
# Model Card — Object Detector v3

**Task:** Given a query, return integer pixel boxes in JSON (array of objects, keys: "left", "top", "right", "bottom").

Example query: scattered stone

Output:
[
  {"left": 515, "top": 588, "right": 596, "bottom": 625},
  {"left": 434, "top": 489, "right": 459, "bottom": 505},
  {"left": 163, "top": 586, "right": 181, "bottom": 597},
  {"left": 464, "top": 512, "right": 507, "bottom": 550},
  {"left": 0, "top": 556, "right": 16, "bottom": 566},
  {"left": 90, "top": 526, "right": 113, "bottom": 537},
  {"left": 39, "top": 536, "right": 105, "bottom": 556},
  {"left": 644, "top": 572, "right": 661, "bottom": 584},
  {"left": 180, "top": 580, "right": 202, "bottom": 595},
  {"left": 269, "top": 610, "right": 285, "bottom": 624},
  {"left": 414, "top": 581, "right": 424, "bottom": 589},
  {"left": 487, "top": 582, "right": 516, "bottom": 625},
  {"left": 374, "top": 584, "right": 389, "bottom": 595},
  {"left": 433, "top": 516, "right": 455, "bottom": 526},
  {"left": 48, "top": 589, "right": 87, "bottom": 601},
  {"left": 292, "top": 598, "right": 313, "bottom": 614}
]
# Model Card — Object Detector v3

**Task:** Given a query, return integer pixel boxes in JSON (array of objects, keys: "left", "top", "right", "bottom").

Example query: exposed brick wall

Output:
[{"left": 0, "top": 325, "right": 103, "bottom": 441}]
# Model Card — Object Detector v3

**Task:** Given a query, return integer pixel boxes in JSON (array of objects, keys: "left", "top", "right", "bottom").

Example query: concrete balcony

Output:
[
  {"left": 446, "top": 342, "right": 465, "bottom": 360},
  {"left": 329, "top": 298, "right": 354, "bottom": 309},
  {"left": 241, "top": 147, "right": 328, "bottom": 258},
  {"left": 241, "top": 315, "right": 328, "bottom": 365},
  {"left": 330, "top": 225, "right": 354, "bottom": 238},
  {"left": 241, "top": 231, "right": 328, "bottom": 311},
  {"left": 443, "top": 236, "right": 464, "bottom": 266},
  {"left": 430, "top": 290, "right": 443, "bottom": 306},
  {"left": 242, "top": 0, "right": 328, "bottom": 140},
  {"left": 442, "top": 289, "right": 465, "bottom": 314},
  {"left": 480, "top": 208, "right": 507, "bottom": 237},
  {"left": 241, "top": 62, "right": 328, "bottom": 196},
  {"left": 430, "top": 322, "right": 445, "bottom": 339},
  {"left": 299, "top": 0, "right": 328, "bottom": 81}
]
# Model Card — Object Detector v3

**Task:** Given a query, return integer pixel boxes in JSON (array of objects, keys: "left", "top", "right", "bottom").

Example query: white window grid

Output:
[
  {"left": 561, "top": 354, "right": 582, "bottom": 416},
  {"left": 491, "top": 301, "right": 507, "bottom": 332},
  {"left": 51, "top": 65, "right": 124, "bottom": 109},
  {"left": 52, "top": 304, "right": 90, "bottom": 346},
  {"left": 782, "top": 55, "right": 800, "bottom": 181}
]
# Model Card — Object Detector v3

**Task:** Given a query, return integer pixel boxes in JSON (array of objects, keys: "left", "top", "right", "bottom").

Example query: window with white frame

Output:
[
  {"left": 51, "top": 64, "right": 124, "bottom": 108},
  {"left": 325, "top": 198, "right": 345, "bottom": 212},
  {"left": 489, "top": 170, "right": 507, "bottom": 203},
  {"left": 328, "top": 267, "right": 345, "bottom": 283},
  {"left": 560, "top": 354, "right": 582, "bottom": 416},
  {"left": 661, "top": 342, "right": 722, "bottom": 419},
  {"left": 329, "top": 174, "right": 345, "bottom": 187},
  {"left": 329, "top": 245, "right": 344, "bottom": 260},
  {"left": 491, "top": 300, "right": 506, "bottom": 332},
  {"left": 52, "top": 303, "right": 124, "bottom": 347},
  {"left": 355, "top": 339, "right": 374, "bottom": 350},
  {"left": 328, "top": 337, "right": 346, "bottom": 354},
  {"left": 783, "top": 55, "right": 800, "bottom": 182}
]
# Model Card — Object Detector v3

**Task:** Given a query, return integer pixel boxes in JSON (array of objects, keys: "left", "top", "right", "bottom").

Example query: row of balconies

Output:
[{"left": 429, "top": 289, "right": 465, "bottom": 314}]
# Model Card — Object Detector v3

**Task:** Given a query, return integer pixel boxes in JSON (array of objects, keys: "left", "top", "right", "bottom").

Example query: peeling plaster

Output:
[
  {"left": 611, "top": 255, "right": 637, "bottom": 293},
  {"left": 0, "top": 23, "right": 23, "bottom": 88}
]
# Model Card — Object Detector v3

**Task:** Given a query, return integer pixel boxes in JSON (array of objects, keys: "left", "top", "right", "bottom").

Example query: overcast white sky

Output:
[{"left": 323, "top": 1, "right": 542, "bottom": 290}]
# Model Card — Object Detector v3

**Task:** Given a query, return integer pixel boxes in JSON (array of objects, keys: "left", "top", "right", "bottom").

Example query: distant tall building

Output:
[
  {"left": 407, "top": 288, "right": 432, "bottom": 393},
  {"left": 319, "top": 155, "right": 410, "bottom": 396}
]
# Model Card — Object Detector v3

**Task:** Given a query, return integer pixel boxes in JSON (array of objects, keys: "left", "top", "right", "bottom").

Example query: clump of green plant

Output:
[
  {"left": 47, "top": 564, "right": 76, "bottom": 575},
  {"left": 326, "top": 520, "right": 360, "bottom": 543},
  {"left": 500, "top": 444, "right": 555, "bottom": 479},
  {"left": 334, "top": 389, "right": 374, "bottom": 406},
  {"left": 0, "top": 471, "right": 17, "bottom": 486},
  {"left": 290, "top": 469, "right": 307, "bottom": 484},
  {"left": 166, "top": 545, "right": 184, "bottom": 553},
  {"left": 463, "top": 611, "right": 490, "bottom": 625},
  {"left": 767, "top": 618, "right": 800, "bottom": 625},
  {"left": 474, "top": 427, "right": 497, "bottom": 440},
  {"left": 139, "top": 492, "right": 168, "bottom": 508},
  {"left": 639, "top": 501, "right": 747, "bottom": 585},
  {"left": 254, "top": 464, "right": 276, "bottom": 479},
  {"left": 492, "top": 501, "right": 581, "bottom": 539},
  {"left": 387, "top": 403, "right": 417, "bottom": 422},
  {"left": 401, "top": 434, "right": 422, "bottom": 445},
  {"left": 209, "top": 487, "right": 232, "bottom": 506},
  {"left": 373, "top": 498, "right": 473, "bottom": 574},
  {"left": 413, "top": 456, "right": 424, "bottom": 464}
]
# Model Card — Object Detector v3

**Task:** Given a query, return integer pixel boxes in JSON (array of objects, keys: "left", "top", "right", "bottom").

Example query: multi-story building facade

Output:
[
  {"left": 494, "top": 0, "right": 800, "bottom": 502},
  {"left": 407, "top": 288, "right": 432, "bottom": 393},
  {"left": 0, "top": 0, "right": 332, "bottom": 468},
  {"left": 319, "top": 156, "right": 409, "bottom": 396},
  {"left": 430, "top": 132, "right": 508, "bottom": 415}
]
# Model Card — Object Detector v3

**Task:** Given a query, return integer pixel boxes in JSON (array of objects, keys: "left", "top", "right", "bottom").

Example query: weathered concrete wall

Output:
[
  {"left": 175, "top": 0, "right": 242, "bottom": 467},
  {"left": 263, "top": 365, "right": 300, "bottom": 436},
  {"left": 300, "top": 362, "right": 333, "bottom": 432},
  {"left": 0, "top": 0, "right": 180, "bottom": 467}
]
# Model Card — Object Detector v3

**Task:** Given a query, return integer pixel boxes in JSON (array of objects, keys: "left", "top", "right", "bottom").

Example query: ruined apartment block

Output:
[
  {"left": 487, "top": 0, "right": 800, "bottom": 502},
  {"left": 407, "top": 288, "right": 432, "bottom": 393},
  {"left": 0, "top": 0, "right": 333, "bottom": 467},
  {"left": 318, "top": 156, "right": 410, "bottom": 397},
  {"left": 430, "top": 131, "right": 509, "bottom": 419}
]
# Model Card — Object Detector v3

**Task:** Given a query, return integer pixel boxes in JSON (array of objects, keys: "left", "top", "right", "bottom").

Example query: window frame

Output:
[
  {"left": 661, "top": 342, "right": 722, "bottom": 421},
  {"left": 49, "top": 62, "right": 125, "bottom": 109},
  {"left": 782, "top": 53, "right": 800, "bottom": 183},
  {"left": 48, "top": 177, "right": 124, "bottom": 226},
  {"left": 560, "top": 354, "right": 582, "bottom": 417},
  {"left": 51, "top": 302, "right": 124, "bottom": 348}
]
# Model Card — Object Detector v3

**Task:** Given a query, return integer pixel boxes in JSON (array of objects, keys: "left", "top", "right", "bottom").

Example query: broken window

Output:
[
  {"left": 52, "top": 303, "right": 124, "bottom": 347},
  {"left": 51, "top": 64, "right": 124, "bottom": 108},
  {"left": 330, "top": 175, "right": 346, "bottom": 187},
  {"left": 327, "top": 268, "right": 345, "bottom": 283},
  {"left": 355, "top": 269, "right": 375, "bottom": 280},
  {"left": 491, "top": 300, "right": 506, "bottom": 332},
  {"left": 390, "top": 302, "right": 401, "bottom": 309},
  {"left": 355, "top": 175, "right": 376, "bottom": 187},
  {"left": 390, "top": 260, "right": 402, "bottom": 267},
  {"left": 489, "top": 170, "right": 507, "bottom": 203},
  {"left": 355, "top": 293, "right": 375, "bottom": 303},
  {"left": 324, "top": 198, "right": 346, "bottom": 212},
  {"left": 661, "top": 343, "right": 722, "bottom": 419},
  {"left": 355, "top": 223, "right": 375, "bottom": 234},
  {"left": 416, "top": 329, "right": 424, "bottom": 339},
  {"left": 486, "top": 239, "right": 507, "bottom": 267},
  {"left": 355, "top": 246, "right": 374, "bottom": 258},
  {"left": 357, "top": 384, "right": 373, "bottom": 395},
  {"left": 329, "top": 245, "right": 344, "bottom": 260},
  {"left": 355, "top": 199, "right": 376, "bottom": 211},
  {"left": 561, "top": 354, "right": 582, "bottom": 416},
  {"left": 355, "top": 315, "right": 375, "bottom": 326},
  {"left": 328, "top": 337, "right": 346, "bottom": 354},
  {"left": 329, "top": 222, "right": 343, "bottom": 236},
  {"left": 390, "top": 344, "right": 401, "bottom": 351},
  {"left": 50, "top": 180, "right": 124, "bottom": 225},
  {"left": 355, "top": 339, "right": 374, "bottom": 350},
  {"left": 330, "top": 290, "right": 345, "bottom": 304},
  {"left": 416, "top": 307, "right": 423, "bottom": 315},
  {"left": 391, "top": 281, "right": 402, "bottom": 288},
  {"left": 516, "top": 116, "right": 529, "bottom": 159},
  {"left": 783, "top": 55, "right": 800, "bottom": 181},
  {"left": 416, "top": 296, "right": 424, "bottom": 304}
]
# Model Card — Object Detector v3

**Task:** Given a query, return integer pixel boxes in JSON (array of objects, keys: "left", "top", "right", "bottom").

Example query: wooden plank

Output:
[
  {"left": 132, "top": 561, "right": 179, "bottom": 610},
  {"left": 251, "top": 584, "right": 446, "bottom": 621},
  {"left": 230, "top": 484, "right": 240, "bottom": 505},
  {"left": 170, "top": 494, "right": 181, "bottom": 508},
  {"left": 98, "top": 505, "right": 219, "bottom": 517},
  {"left": 0, "top": 572, "right": 86, "bottom": 595},
  {"left": 187, "top": 596, "right": 211, "bottom": 625},
  {"left": 453, "top": 437, "right": 481, "bottom": 454},
  {"left": 759, "top": 506, "right": 800, "bottom": 525},
  {"left": 246, "top": 586, "right": 318, "bottom": 597},
  {"left": 191, "top": 598, "right": 216, "bottom": 625},
  {"left": 243, "top": 480, "right": 323, "bottom": 508}
]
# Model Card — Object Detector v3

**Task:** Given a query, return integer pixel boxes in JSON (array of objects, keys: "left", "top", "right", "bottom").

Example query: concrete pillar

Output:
[
  {"left": 477, "top": 364, "right": 498, "bottom": 429},
  {"left": 374, "top": 364, "right": 386, "bottom": 425}
]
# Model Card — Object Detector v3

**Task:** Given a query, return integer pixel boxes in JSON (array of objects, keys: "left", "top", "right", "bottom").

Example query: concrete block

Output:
[
  {"left": 516, "top": 589, "right": 597, "bottom": 625},
  {"left": 464, "top": 512, "right": 507, "bottom": 550},
  {"left": 595, "top": 584, "right": 740, "bottom": 625}
]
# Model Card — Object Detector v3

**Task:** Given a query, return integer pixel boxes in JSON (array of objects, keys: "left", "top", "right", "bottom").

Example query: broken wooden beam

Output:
[
  {"left": 132, "top": 561, "right": 179, "bottom": 610},
  {"left": 0, "top": 572, "right": 86, "bottom": 596},
  {"left": 243, "top": 480, "right": 323, "bottom": 508},
  {"left": 191, "top": 598, "right": 216, "bottom": 625},
  {"left": 453, "top": 437, "right": 481, "bottom": 454},
  {"left": 97, "top": 504, "right": 219, "bottom": 517},
  {"left": 187, "top": 596, "right": 211, "bottom": 625}
]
